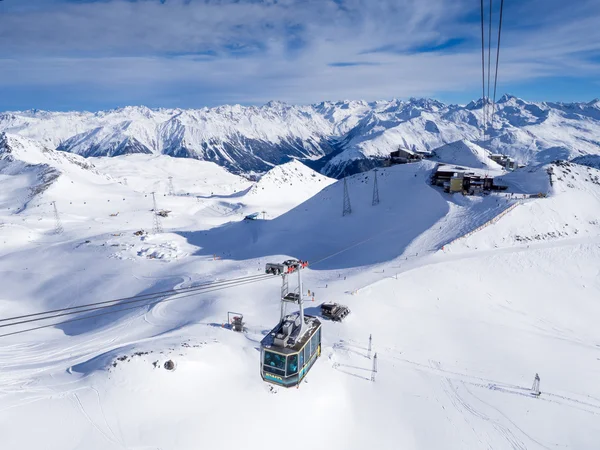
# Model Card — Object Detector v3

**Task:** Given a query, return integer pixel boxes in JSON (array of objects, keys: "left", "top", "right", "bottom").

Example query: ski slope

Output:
[{"left": 1, "top": 145, "right": 600, "bottom": 449}]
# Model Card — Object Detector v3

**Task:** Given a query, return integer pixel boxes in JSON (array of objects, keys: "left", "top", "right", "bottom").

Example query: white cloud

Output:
[{"left": 0, "top": 0, "right": 599, "bottom": 107}]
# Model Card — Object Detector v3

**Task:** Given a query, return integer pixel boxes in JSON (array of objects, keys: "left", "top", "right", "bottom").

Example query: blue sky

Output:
[{"left": 0, "top": 0, "right": 599, "bottom": 111}]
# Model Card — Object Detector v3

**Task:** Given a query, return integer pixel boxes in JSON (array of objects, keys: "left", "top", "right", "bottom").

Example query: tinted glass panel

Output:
[
  {"left": 287, "top": 354, "right": 298, "bottom": 375},
  {"left": 264, "top": 365, "right": 285, "bottom": 377},
  {"left": 299, "top": 347, "right": 305, "bottom": 367},
  {"left": 264, "top": 351, "right": 286, "bottom": 370}
]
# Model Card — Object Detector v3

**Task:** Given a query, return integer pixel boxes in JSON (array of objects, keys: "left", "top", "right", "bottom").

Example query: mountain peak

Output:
[
  {"left": 497, "top": 93, "right": 525, "bottom": 104},
  {"left": 264, "top": 100, "right": 289, "bottom": 109},
  {"left": 407, "top": 97, "right": 445, "bottom": 110}
]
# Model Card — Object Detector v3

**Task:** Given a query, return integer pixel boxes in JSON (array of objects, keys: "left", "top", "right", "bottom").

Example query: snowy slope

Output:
[
  {"left": 2, "top": 95, "right": 600, "bottom": 177},
  {"left": 448, "top": 161, "right": 600, "bottom": 252},
  {"left": 431, "top": 139, "right": 504, "bottom": 170},
  {"left": 242, "top": 159, "right": 335, "bottom": 219},
  {"left": 1, "top": 151, "right": 600, "bottom": 449},
  {"left": 90, "top": 154, "right": 250, "bottom": 198},
  {"left": 0, "top": 133, "right": 113, "bottom": 212}
]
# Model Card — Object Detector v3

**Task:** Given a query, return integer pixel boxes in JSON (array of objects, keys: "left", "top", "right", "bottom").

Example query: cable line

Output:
[
  {"left": 2, "top": 218, "right": 424, "bottom": 339},
  {"left": 491, "top": 0, "right": 505, "bottom": 127},
  {"left": 487, "top": 0, "right": 493, "bottom": 132},
  {"left": 480, "top": 0, "right": 487, "bottom": 138},
  {"left": 309, "top": 222, "right": 414, "bottom": 268},
  {"left": 0, "top": 273, "right": 270, "bottom": 325},
  {"left": 0, "top": 276, "right": 272, "bottom": 339},
  {"left": 0, "top": 274, "right": 274, "bottom": 331}
]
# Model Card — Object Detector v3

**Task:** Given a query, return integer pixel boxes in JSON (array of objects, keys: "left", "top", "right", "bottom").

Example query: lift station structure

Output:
[{"left": 260, "top": 260, "right": 321, "bottom": 388}]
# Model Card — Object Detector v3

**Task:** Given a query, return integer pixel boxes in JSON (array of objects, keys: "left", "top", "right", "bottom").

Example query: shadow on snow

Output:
[{"left": 176, "top": 163, "right": 451, "bottom": 271}]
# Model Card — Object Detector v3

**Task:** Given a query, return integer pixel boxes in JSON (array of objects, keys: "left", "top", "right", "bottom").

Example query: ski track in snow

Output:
[
  {"left": 72, "top": 391, "right": 118, "bottom": 447},
  {"left": 386, "top": 355, "right": 600, "bottom": 417},
  {"left": 434, "top": 363, "right": 529, "bottom": 450}
]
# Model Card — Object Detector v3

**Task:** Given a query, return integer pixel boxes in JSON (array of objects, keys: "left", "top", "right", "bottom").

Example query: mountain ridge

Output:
[{"left": 1, "top": 96, "right": 599, "bottom": 177}]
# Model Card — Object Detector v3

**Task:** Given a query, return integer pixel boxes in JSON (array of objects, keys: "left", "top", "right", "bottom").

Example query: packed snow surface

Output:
[{"left": 1, "top": 140, "right": 600, "bottom": 449}]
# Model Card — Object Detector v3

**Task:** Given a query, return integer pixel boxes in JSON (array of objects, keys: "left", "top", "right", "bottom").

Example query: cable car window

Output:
[
  {"left": 304, "top": 345, "right": 310, "bottom": 363},
  {"left": 299, "top": 347, "right": 304, "bottom": 367},
  {"left": 264, "top": 351, "right": 286, "bottom": 371},
  {"left": 310, "top": 334, "right": 317, "bottom": 355},
  {"left": 287, "top": 354, "right": 298, "bottom": 375},
  {"left": 317, "top": 327, "right": 321, "bottom": 344}
]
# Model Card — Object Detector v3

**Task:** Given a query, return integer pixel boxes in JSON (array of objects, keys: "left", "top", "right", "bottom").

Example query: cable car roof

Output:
[{"left": 260, "top": 314, "right": 321, "bottom": 355}]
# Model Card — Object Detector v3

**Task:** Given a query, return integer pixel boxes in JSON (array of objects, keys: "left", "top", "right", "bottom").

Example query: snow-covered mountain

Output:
[
  {"left": 1, "top": 95, "right": 600, "bottom": 177},
  {"left": 0, "top": 132, "right": 110, "bottom": 212}
]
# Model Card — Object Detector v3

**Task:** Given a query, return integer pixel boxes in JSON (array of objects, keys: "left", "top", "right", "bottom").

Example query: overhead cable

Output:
[
  {"left": 480, "top": 0, "right": 487, "bottom": 138},
  {"left": 0, "top": 273, "right": 271, "bottom": 325},
  {"left": 491, "top": 0, "right": 505, "bottom": 127},
  {"left": 0, "top": 276, "right": 272, "bottom": 339}
]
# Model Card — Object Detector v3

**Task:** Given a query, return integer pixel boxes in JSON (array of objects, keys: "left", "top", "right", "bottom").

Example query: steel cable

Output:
[
  {"left": 0, "top": 273, "right": 272, "bottom": 325},
  {"left": 0, "top": 276, "right": 274, "bottom": 339}
]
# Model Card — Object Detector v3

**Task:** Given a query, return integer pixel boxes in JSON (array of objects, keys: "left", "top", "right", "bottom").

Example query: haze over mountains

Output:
[{"left": 1, "top": 95, "right": 599, "bottom": 177}]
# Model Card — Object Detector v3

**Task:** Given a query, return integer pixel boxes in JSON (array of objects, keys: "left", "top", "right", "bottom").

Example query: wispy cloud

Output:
[{"left": 0, "top": 0, "right": 599, "bottom": 110}]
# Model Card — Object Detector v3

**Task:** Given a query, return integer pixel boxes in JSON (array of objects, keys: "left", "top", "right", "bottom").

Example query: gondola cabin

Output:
[{"left": 260, "top": 314, "right": 322, "bottom": 388}]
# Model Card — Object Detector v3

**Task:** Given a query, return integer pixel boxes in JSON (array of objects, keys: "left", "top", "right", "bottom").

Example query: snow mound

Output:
[
  {"left": 432, "top": 140, "right": 503, "bottom": 170},
  {"left": 242, "top": 159, "right": 335, "bottom": 218},
  {"left": 135, "top": 241, "right": 186, "bottom": 261},
  {"left": 249, "top": 159, "right": 333, "bottom": 194}
]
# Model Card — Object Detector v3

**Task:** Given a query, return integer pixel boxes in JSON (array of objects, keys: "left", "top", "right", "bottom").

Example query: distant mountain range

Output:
[{"left": 1, "top": 95, "right": 599, "bottom": 177}]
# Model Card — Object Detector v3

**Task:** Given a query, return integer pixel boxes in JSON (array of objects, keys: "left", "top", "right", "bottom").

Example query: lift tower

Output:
[
  {"left": 372, "top": 169, "right": 380, "bottom": 206},
  {"left": 52, "top": 201, "right": 63, "bottom": 234},
  {"left": 151, "top": 192, "right": 163, "bottom": 234},
  {"left": 342, "top": 177, "right": 352, "bottom": 216}
]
